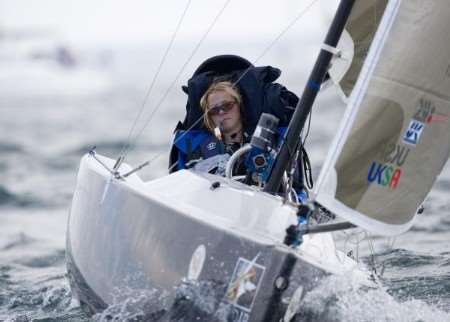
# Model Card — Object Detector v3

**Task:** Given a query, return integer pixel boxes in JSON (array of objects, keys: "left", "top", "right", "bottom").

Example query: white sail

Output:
[
  {"left": 333, "top": 0, "right": 388, "bottom": 97},
  {"left": 315, "top": 0, "right": 450, "bottom": 236}
]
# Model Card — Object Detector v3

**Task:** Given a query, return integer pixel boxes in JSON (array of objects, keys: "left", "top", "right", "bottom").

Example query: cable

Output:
[
  {"left": 118, "top": 0, "right": 192, "bottom": 160},
  {"left": 123, "top": 0, "right": 232, "bottom": 157},
  {"left": 121, "top": 0, "right": 321, "bottom": 174},
  {"left": 250, "top": 0, "right": 319, "bottom": 67},
  {"left": 230, "top": 0, "right": 320, "bottom": 88}
]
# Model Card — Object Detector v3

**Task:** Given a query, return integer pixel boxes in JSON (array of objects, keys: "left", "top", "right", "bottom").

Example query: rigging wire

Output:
[
  {"left": 228, "top": 0, "right": 320, "bottom": 90},
  {"left": 122, "top": 0, "right": 233, "bottom": 158},
  {"left": 122, "top": 0, "right": 320, "bottom": 174},
  {"left": 128, "top": 115, "right": 204, "bottom": 177},
  {"left": 302, "top": 111, "right": 313, "bottom": 146},
  {"left": 118, "top": 0, "right": 193, "bottom": 160},
  {"left": 367, "top": 235, "right": 380, "bottom": 275},
  {"left": 339, "top": 228, "right": 365, "bottom": 261},
  {"left": 246, "top": 0, "right": 319, "bottom": 68}
]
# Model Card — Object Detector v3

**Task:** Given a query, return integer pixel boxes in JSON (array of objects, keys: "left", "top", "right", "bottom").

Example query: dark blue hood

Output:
[{"left": 178, "top": 54, "right": 299, "bottom": 135}]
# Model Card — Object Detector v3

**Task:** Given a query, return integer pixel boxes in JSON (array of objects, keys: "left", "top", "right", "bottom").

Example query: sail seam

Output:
[{"left": 372, "top": 75, "right": 450, "bottom": 102}]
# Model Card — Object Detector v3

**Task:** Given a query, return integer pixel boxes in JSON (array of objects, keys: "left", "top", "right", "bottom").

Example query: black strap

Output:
[{"left": 301, "top": 146, "right": 313, "bottom": 189}]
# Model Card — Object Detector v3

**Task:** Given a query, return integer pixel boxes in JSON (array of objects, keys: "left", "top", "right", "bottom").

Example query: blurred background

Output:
[{"left": 0, "top": 0, "right": 449, "bottom": 321}]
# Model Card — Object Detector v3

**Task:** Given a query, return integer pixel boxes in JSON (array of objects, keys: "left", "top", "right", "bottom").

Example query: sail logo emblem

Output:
[
  {"left": 225, "top": 255, "right": 265, "bottom": 314},
  {"left": 367, "top": 162, "right": 402, "bottom": 188},
  {"left": 403, "top": 120, "right": 424, "bottom": 145},
  {"left": 402, "top": 98, "right": 448, "bottom": 146},
  {"left": 206, "top": 142, "right": 216, "bottom": 151},
  {"left": 367, "top": 143, "right": 409, "bottom": 189}
]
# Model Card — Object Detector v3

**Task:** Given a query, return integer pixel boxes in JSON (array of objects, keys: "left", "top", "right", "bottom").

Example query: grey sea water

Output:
[{"left": 0, "top": 44, "right": 449, "bottom": 322}]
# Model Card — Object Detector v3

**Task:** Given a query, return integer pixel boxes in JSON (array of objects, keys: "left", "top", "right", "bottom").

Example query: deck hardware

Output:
[{"left": 210, "top": 181, "right": 221, "bottom": 190}]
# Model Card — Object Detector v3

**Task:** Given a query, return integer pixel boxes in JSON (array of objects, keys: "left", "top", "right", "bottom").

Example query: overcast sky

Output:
[{"left": 0, "top": 0, "right": 339, "bottom": 45}]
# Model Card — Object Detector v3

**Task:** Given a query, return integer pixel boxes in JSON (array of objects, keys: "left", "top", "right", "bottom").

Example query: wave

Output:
[
  {"left": 385, "top": 274, "right": 450, "bottom": 312},
  {"left": 92, "top": 280, "right": 246, "bottom": 322},
  {"left": 0, "top": 273, "right": 84, "bottom": 321},
  {"left": 0, "top": 232, "right": 35, "bottom": 251},
  {"left": 299, "top": 273, "right": 450, "bottom": 321},
  {"left": 375, "top": 248, "right": 440, "bottom": 269},
  {"left": 17, "top": 249, "right": 66, "bottom": 268},
  {"left": 440, "top": 256, "right": 450, "bottom": 267},
  {"left": 69, "top": 140, "right": 129, "bottom": 155},
  {"left": 0, "top": 185, "right": 46, "bottom": 208},
  {"left": 43, "top": 158, "right": 79, "bottom": 171},
  {"left": 433, "top": 178, "right": 450, "bottom": 192},
  {"left": 0, "top": 186, "right": 20, "bottom": 206},
  {"left": 70, "top": 141, "right": 137, "bottom": 154},
  {"left": 0, "top": 142, "right": 23, "bottom": 153},
  {"left": 374, "top": 248, "right": 450, "bottom": 312},
  {"left": 67, "top": 140, "right": 168, "bottom": 157}
]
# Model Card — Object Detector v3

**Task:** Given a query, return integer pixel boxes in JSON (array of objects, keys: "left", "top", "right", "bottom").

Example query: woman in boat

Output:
[
  {"left": 186, "top": 80, "right": 249, "bottom": 175},
  {"left": 169, "top": 55, "right": 310, "bottom": 195},
  {"left": 170, "top": 55, "right": 292, "bottom": 173}
]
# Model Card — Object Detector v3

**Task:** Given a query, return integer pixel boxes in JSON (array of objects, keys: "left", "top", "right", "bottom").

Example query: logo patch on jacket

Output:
[{"left": 206, "top": 142, "right": 217, "bottom": 151}]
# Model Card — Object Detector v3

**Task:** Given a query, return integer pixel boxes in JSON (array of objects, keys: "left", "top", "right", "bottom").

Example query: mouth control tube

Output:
[{"left": 214, "top": 122, "right": 225, "bottom": 154}]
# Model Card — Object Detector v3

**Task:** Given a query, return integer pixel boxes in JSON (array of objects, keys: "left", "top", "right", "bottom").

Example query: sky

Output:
[
  {"left": 0, "top": 0, "right": 343, "bottom": 95},
  {"left": 0, "top": 0, "right": 339, "bottom": 46}
]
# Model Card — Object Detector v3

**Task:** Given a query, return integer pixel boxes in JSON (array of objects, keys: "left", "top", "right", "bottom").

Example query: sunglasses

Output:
[{"left": 207, "top": 101, "right": 236, "bottom": 116}]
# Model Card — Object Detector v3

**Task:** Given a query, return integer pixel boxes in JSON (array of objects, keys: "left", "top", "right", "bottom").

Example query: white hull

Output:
[{"left": 67, "top": 153, "right": 366, "bottom": 321}]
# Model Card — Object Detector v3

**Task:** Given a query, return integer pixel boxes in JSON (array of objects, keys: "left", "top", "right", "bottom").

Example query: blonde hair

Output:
[{"left": 200, "top": 81, "right": 242, "bottom": 131}]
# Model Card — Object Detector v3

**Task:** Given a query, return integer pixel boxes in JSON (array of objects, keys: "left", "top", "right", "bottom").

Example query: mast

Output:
[{"left": 263, "top": 0, "right": 356, "bottom": 194}]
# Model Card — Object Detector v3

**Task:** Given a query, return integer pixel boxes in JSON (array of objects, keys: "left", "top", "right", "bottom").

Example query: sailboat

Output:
[{"left": 66, "top": 0, "right": 450, "bottom": 321}]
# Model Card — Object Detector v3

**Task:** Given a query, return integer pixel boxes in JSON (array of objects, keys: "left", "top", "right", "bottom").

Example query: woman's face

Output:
[{"left": 207, "top": 90, "right": 242, "bottom": 135}]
